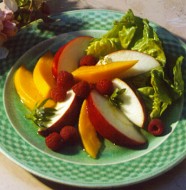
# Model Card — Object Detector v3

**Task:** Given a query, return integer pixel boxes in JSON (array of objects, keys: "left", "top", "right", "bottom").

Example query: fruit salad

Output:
[{"left": 13, "top": 9, "right": 184, "bottom": 159}]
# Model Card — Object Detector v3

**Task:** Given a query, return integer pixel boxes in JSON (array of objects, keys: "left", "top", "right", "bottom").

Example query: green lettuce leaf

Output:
[
  {"left": 137, "top": 56, "right": 184, "bottom": 119},
  {"left": 86, "top": 9, "right": 166, "bottom": 65},
  {"left": 150, "top": 68, "right": 172, "bottom": 118},
  {"left": 86, "top": 38, "right": 120, "bottom": 58},
  {"left": 118, "top": 26, "right": 137, "bottom": 49},
  {"left": 170, "top": 56, "right": 184, "bottom": 97},
  {"left": 131, "top": 20, "right": 166, "bottom": 66}
]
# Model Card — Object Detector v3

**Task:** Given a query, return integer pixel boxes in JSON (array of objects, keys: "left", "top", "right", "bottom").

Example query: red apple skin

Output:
[
  {"left": 87, "top": 91, "right": 146, "bottom": 148},
  {"left": 53, "top": 36, "right": 93, "bottom": 78},
  {"left": 52, "top": 44, "right": 67, "bottom": 78},
  {"left": 38, "top": 96, "right": 83, "bottom": 137},
  {"left": 52, "top": 36, "right": 92, "bottom": 79},
  {"left": 52, "top": 44, "right": 66, "bottom": 79}
]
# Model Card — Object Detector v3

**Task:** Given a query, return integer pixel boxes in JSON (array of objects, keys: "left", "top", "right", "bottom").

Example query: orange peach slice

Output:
[
  {"left": 72, "top": 60, "right": 137, "bottom": 83},
  {"left": 78, "top": 100, "right": 102, "bottom": 158},
  {"left": 33, "top": 51, "right": 56, "bottom": 98},
  {"left": 97, "top": 50, "right": 160, "bottom": 78},
  {"left": 14, "top": 66, "right": 55, "bottom": 110}
]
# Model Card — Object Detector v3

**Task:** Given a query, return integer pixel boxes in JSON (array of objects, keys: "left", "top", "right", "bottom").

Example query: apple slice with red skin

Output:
[
  {"left": 38, "top": 90, "right": 83, "bottom": 137},
  {"left": 87, "top": 90, "right": 147, "bottom": 148},
  {"left": 52, "top": 44, "right": 66, "bottom": 78},
  {"left": 112, "top": 78, "right": 146, "bottom": 128},
  {"left": 52, "top": 36, "right": 93, "bottom": 78},
  {"left": 97, "top": 50, "right": 160, "bottom": 78}
]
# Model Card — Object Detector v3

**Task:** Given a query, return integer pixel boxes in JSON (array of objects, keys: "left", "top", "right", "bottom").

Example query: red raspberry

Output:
[
  {"left": 45, "top": 132, "right": 64, "bottom": 151},
  {"left": 72, "top": 81, "right": 90, "bottom": 99},
  {"left": 147, "top": 118, "right": 164, "bottom": 136},
  {"left": 79, "top": 55, "right": 97, "bottom": 66},
  {"left": 50, "top": 86, "right": 66, "bottom": 102},
  {"left": 60, "top": 126, "right": 79, "bottom": 145},
  {"left": 89, "top": 83, "right": 96, "bottom": 90},
  {"left": 96, "top": 79, "right": 114, "bottom": 96},
  {"left": 57, "top": 70, "right": 74, "bottom": 90}
]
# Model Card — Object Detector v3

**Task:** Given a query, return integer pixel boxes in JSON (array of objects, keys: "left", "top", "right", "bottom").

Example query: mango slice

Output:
[
  {"left": 33, "top": 51, "right": 56, "bottom": 98},
  {"left": 14, "top": 66, "right": 55, "bottom": 110},
  {"left": 72, "top": 60, "right": 137, "bottom": 83},
  {"left": 78, "top": 100, "right": 102, "bottom": 158}
]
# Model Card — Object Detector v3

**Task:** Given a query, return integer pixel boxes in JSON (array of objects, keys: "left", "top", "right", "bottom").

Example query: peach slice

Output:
[
  {"left": 33, "top": 51, "right": 56, "bottom": 98},
  {"left": 14, "top": 66, "right": 55, "bottom": 110},
  {"left": 97, "top": 50, "right": 160, "bottom": 78},
  {"left": 78, "top": 100, "right": 102, "bottom": 158},
  {"left": 72, "top": 60, "right": 137, "bottom": 83}
]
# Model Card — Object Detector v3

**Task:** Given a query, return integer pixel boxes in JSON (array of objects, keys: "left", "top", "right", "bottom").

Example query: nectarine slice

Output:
[
  {"left": 72, "top": 60, "right": 137, "bottom": 83},
  {"left": 78, "top": 100, "right": 102, "bottom": 158}
]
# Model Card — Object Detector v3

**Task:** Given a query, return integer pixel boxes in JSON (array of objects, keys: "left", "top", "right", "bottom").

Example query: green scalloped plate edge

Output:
[{"left": 0, "top": 9, "right": 186, "bottom": 188}]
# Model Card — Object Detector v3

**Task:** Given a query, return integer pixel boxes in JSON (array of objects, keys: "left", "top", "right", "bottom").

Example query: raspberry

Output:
[
  {"left": 50, "top": 86, "right": 66, "bottom": 102},
  {"left": 147, "top": 118, "right": 164, "bottom": 136},
  {"left": 89, "top": 83, "right": 96, "bottom": 90},
  {"left": 96, "top": 79, "right": 114, "bottom": 96},
  {"left": 60, "top": 126, "right": 79, "bottom": 145},
  {"left": 72, "top": 81, "right": 90, "bottom": 99},
  {"left": 79, "top": 55, "right": 97, "bottom": 66},
  {"left": 45, "top": 132, "right": 64, "bottom": 151},
  {"left": 57, "top": 70, "right": 74, "bottom": 90}
]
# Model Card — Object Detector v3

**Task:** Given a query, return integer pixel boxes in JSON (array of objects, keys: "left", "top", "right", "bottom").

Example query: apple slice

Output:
[
  {"left": 52, "top": 44, "right": 66, "bottom": 78},
  {"left": 97, "top": 50, "right": 160, "bottom": 78},
  {"left": 38, "top": 90, "right": 82, "bottom": 136},
  {"left": 112, "top": 78, "right": 146, "bottom": 128},
  {"left": 87, "top": 90, "right": 146, "bottom": 148},
  {"left": 53, "top": 36, "right": 93, "bottom": 78}
]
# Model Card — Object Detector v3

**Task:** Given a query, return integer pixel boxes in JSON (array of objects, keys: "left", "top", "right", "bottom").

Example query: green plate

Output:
[{"left": 0, "top": 10, "right": 186, "bottom": 188}]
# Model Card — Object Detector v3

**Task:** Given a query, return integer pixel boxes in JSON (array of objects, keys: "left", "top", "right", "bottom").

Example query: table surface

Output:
[{"left": 0, "top": 0, "right": 186, "bottom": 190}]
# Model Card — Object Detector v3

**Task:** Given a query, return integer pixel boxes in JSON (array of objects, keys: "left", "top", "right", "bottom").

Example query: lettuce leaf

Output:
[
  {"left": 86, "top": 9, "right": 166, "bottom": 65},
  {"left": 85, "top": 38, "right": 120, "bottom": 58},
  {"left": 131, "top": 20, "right": 166, "bottom": 66},
  {"left": 137, "top": 56, "right": 184, "bottom": 119},
  {"left": 170, "top": 56, "right": 184, "bottom": 97}
]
